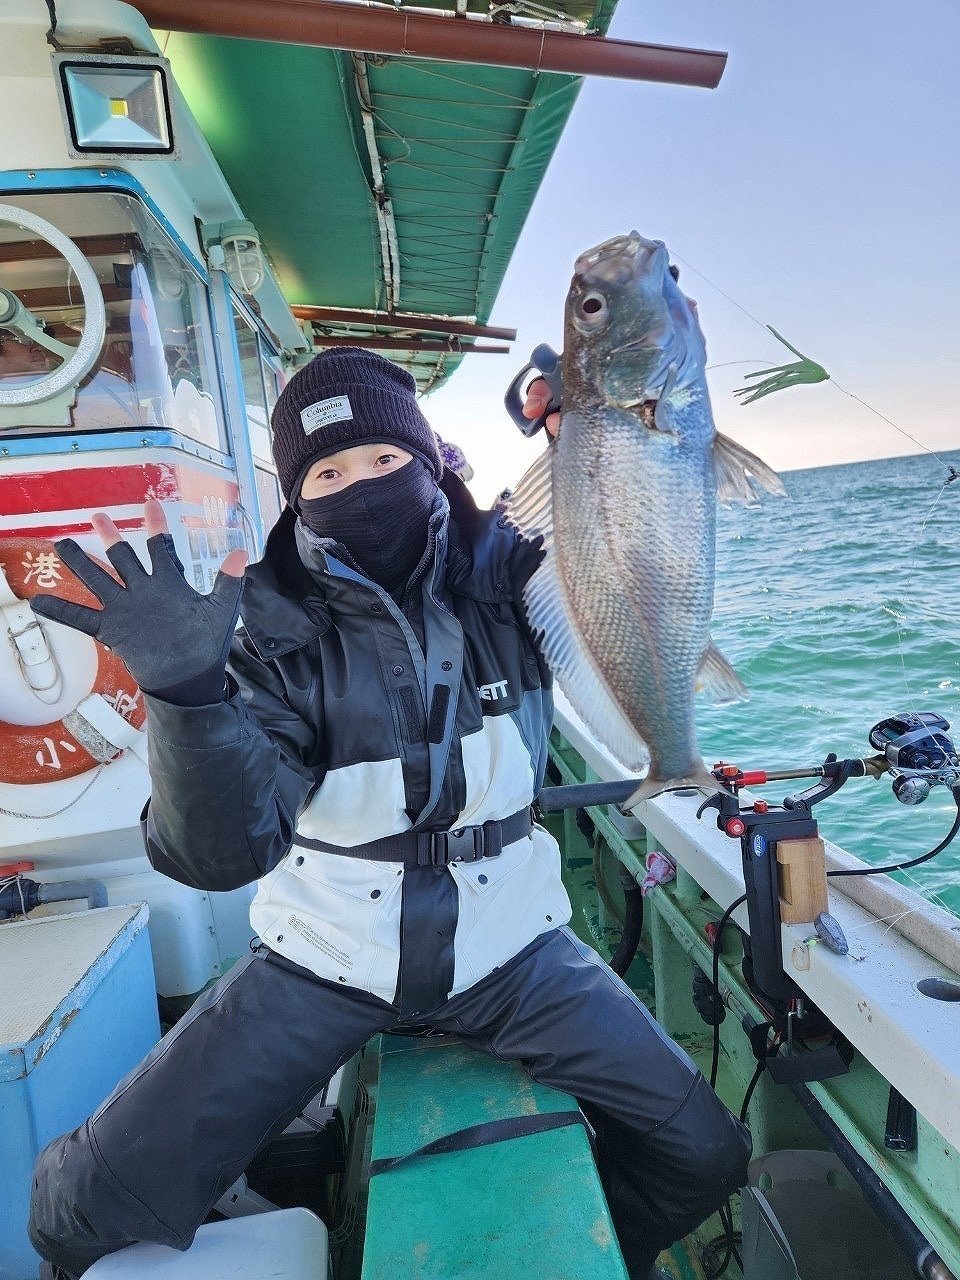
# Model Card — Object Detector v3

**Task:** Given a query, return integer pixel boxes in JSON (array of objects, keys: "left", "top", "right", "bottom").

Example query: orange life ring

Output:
[{"left": 0, "top": 535, "right": 146, "bottom": 785}]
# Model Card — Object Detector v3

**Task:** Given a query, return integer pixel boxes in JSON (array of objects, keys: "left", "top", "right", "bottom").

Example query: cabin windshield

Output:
[{"left": 0, "top": 190, "right": 225, "bottom": 448}]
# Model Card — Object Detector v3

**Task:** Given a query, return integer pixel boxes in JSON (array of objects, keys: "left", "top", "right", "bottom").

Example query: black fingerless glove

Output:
[{"left": 31, "top": 533, "right": 243, "bottom": 707}]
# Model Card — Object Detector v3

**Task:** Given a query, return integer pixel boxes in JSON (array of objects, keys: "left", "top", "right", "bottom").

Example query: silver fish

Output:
[{"left": 507, "top": 232, "right": 784, "bottom": 805}]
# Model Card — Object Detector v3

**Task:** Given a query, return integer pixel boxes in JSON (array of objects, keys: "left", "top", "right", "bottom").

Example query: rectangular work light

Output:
[{"left": 54, "top": 52, "right": 175, "bottom": 157}]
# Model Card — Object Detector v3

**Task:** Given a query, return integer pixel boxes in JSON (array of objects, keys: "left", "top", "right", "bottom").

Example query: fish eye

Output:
[{"left": 572, "top": 289, "right": 609, "bottom": 335}]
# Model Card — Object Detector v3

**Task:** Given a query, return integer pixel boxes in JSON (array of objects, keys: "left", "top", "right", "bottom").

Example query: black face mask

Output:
[{"left": 298, "top": 458, "right": 438, "bottom": 591}]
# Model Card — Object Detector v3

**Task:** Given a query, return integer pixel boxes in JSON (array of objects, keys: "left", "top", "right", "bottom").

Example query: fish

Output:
[{"left": 507, "top": 231, "right": 784, "bottom": 806}]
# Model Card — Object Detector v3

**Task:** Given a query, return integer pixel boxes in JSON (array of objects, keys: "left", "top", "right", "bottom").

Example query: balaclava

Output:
[{"left": 271, "top": 348, "right": 443, "bottom": 589}]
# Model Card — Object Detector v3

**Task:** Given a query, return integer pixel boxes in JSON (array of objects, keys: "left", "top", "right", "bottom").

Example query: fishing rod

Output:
[
  {"left": 539, "top": 710, "right": 960, "bottom": 814},
  {"left": 536, "top": 759, "right": 884, "bottom": 813}
]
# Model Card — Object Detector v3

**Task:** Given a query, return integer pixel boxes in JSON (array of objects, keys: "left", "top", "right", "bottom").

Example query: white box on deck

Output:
[{"left": 84, "top": 1207, "right": 329, "bottom": 1278}]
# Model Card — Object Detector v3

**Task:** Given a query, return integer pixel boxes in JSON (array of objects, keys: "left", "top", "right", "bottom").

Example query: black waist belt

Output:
[{"left": 295, "top": 805, "right": 533, "bottom": 868}]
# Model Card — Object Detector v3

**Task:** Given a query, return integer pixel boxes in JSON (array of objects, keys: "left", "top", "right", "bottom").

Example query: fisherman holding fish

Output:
[{"left": 29, "top": 235, "right": 760, "bottom": 1280}]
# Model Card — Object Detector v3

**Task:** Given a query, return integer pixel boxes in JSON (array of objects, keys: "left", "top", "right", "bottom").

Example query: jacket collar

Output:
[
  {"left": 239, "top": 508, "right": 332, "bottom": 658},
  {"left": 240, "top": 474, "right": 521, "bottom": 658}
]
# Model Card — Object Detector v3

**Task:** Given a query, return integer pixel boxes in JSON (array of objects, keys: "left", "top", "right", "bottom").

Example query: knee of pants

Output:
[
  {"left": 29, "top": 1129, "right": 87, "bottom": 1252},
  {"left": 662, "top": 1077, "right": 753, "bottom": 1201},
  {"left": 30, "top": 1121, "right": 181, "bottom": 1273}
]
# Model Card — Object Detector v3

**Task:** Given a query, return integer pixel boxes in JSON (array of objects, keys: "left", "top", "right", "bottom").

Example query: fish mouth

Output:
[{"left": 617, "top": 395, "right": 677, "bottom": 435}]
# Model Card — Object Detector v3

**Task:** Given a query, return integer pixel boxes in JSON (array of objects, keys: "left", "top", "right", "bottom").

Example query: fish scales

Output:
[{"left": 554, "top": 405, "right": 715, "bottom": 780}]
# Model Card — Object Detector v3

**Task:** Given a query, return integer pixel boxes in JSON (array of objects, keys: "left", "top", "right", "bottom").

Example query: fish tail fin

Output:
[{"left": 623, "top": 764, "right": 718, "bottom": 810}]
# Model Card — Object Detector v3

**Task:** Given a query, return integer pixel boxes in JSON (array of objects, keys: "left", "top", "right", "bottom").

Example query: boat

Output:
[{"left": 1, "top": 3, "right": 957, "bottom": 1280}]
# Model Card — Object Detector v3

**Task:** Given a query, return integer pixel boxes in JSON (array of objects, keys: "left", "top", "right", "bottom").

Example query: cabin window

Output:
[
  {"left": 232, "top": 305, "right": 271, "bottom": 461},
  {"left": 255, "top": 463, "right": 283, "bottom": 534},
  {"left": 232, "top": 307, "right": 269, "bottom": 432},
  {"left": 0, "top": 190, "right": 226, "bottom": 449}
]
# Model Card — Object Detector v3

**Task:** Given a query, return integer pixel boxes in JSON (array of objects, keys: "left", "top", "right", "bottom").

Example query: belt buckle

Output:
[{"left": 435, "top": 825, "right": 483, "bottom": 866}]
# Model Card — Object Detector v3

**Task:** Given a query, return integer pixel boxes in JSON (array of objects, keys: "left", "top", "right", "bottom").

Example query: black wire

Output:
[
  {"left": 710, "top": 892, "right": 747, "bottom": 1089},
  {"left": 739, "top": 1058, "right": 767, "bottom": 1123},
  {"left": 827, "top": 785, "right": 960, "bottom": 879},
  {"left": 723, "top": 1205, "right": 743, "bottom": 1272},
  {"left": 702, "top": 1211, "right": 735, "bottom": 1278},
  {"left": 700, "top": 1234, "right": 731, "bottom": 1279}
]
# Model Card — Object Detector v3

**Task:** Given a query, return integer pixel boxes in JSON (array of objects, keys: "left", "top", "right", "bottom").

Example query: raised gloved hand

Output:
[{"left": 30, "top": 499, "right": 248, "bottom": 706}]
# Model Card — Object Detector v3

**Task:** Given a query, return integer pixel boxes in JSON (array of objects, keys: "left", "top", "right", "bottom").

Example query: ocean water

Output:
[{"left": 697, "top": 447, "right": 960, "bottom": 916}]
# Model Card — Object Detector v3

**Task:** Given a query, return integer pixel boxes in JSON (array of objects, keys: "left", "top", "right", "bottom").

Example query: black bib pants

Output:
[{"left": 30, "top": 925, "right": 750, "bottom": 1280}]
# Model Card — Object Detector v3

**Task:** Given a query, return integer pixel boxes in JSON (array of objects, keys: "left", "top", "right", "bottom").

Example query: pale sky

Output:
[{"left": 423, "top": 0, "right": 960, "bottom": 506}]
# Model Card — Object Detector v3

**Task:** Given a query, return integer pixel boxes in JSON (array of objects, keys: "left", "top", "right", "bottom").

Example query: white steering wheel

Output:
[{"left": 0, "top": 202, "right": 107, "bottom": 407}]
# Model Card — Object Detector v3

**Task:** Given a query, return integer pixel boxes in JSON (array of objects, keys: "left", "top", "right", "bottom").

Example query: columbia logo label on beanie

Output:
[
  {"left": 301, "top": 396, "right": 353, "bottom": 434},
  {"left": 271, "top": 347, "right": 443, "bottom": 505}
]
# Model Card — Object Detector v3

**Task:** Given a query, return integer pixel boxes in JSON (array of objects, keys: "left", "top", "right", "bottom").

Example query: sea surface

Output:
[{"left": 697, "top": 447, "right": 960, "bottom": 917}]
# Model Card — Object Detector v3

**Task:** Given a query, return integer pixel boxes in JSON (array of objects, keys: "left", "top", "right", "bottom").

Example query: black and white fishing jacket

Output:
[{"left": 142, "top": 477, "right": 572, "bottom": 1002}]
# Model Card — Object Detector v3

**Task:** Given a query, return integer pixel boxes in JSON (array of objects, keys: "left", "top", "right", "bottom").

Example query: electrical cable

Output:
[
  {"left": 709, "top": 892, "right": 747, "bottom": 1089},
  {"left": 721, "top": 1201, "right": 743, "bottom": 1272},
  {"left": 739, "top": 1058, "right": 767, "bottom": 1124},
  {"left": 826, "top": 786, "right": 960, "bottom": 879},
  {"left": 701, "top": 1198, "right": 743, "bottom": 1278}
]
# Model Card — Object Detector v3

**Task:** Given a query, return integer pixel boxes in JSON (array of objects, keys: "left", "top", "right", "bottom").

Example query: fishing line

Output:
[
  {"left": 673, "top": 251, "right": 956, "bottom": 474},
  {"left": 894, "top": 863, "right": 957, "bottom": 918},
  {"left": 828, "top": 381, "right": 956, "bottom": 471},
  {"left": 847, "top": 907, "right": 933, "bottom": 938}
]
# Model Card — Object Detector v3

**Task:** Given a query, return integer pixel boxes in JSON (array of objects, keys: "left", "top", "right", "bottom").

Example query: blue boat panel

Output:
[{"left": 0, "top": 905, "right": 160, "bottom": 1280}]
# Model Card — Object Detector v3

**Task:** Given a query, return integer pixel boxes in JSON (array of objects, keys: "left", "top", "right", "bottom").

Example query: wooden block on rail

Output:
[{"left": 776, "top": 835, "right": 829, "bottom": 924}]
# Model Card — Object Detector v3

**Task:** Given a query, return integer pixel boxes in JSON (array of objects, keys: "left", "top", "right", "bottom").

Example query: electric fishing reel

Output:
[{"left": 868, "top": 712, "right": 960, "bottom": 805}]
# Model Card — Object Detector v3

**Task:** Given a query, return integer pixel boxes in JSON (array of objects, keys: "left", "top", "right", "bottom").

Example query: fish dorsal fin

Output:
[
  {"left": 714, "top": 432, "right": 786, "bottom": 505},
  {"left": 696, "top": 640, "right": 749, "bottom": 704},
  {"left": 506, "top": 448, "right": 651, "bottom": 773}
]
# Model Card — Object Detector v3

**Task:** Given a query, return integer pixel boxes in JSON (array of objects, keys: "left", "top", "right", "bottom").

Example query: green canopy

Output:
[{"left": 164, "top": 2, "right": 617, "bottom": 386}]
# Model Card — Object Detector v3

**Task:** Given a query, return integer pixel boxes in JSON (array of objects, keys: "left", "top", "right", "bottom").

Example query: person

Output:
[
  {"left": 28, "top": 347, "right": 750, "bottom": 1280},
  {"left": 434, "top": 431, "right": 474, "bottom": 482}
]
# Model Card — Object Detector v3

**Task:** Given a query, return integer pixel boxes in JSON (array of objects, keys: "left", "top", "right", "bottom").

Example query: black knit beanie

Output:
[{"left": 271, "top": 347, "right": 443, "bottom": 504}]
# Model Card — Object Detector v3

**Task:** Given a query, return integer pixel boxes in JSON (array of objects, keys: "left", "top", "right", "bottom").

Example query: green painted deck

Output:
[{"left": 361, "top": 1034, "right": 628, "bottom": 1280}]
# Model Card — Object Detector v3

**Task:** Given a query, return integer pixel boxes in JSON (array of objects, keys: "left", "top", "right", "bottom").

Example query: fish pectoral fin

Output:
[
  {"left": 713, "top": 432, "right": 786, "bottom": 504},
  {"left": 623, "top": 765, "right": 718, "bottom": 809},
  {"left": 696, "top": 641, "right": 749, "bottom": 705}
]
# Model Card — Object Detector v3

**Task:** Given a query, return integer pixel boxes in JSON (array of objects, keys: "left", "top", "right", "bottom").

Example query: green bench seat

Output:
[{"left": 361, "top": 1034, "right": 628, "bottom": 1280}]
